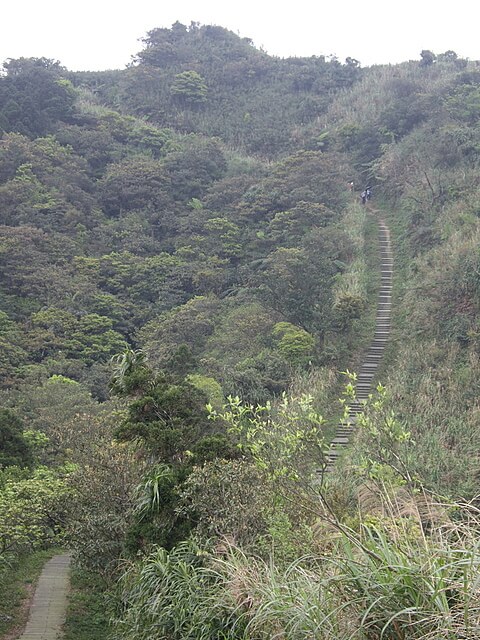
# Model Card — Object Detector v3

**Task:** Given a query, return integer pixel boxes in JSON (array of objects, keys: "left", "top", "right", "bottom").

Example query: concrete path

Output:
[{"left": 18, "top": 553, "right": 71, "bottom": 640}]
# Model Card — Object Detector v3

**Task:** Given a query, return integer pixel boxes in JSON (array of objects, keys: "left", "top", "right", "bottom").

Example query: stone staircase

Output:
[{"left": 325, "top": 219, "right": 392, "bottom": 470}]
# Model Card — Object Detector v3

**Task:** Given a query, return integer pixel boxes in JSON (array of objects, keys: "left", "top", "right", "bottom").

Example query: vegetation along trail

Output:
[
  {"left": 326, "top": 211, "right": 393, "bottom": 469},
  {"left": 4, "top": 27, "right": 480, "bottom": 639},
  {"left": 18, "top": 554, "right": 71, "bottom": 640}
]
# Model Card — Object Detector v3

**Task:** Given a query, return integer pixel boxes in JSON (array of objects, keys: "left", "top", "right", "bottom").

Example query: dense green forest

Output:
[{"left": 1, "top": 23, "right": 480, "bottom": 639}]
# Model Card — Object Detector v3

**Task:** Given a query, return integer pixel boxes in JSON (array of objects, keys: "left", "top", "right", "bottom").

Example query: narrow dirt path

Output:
[
  {"left": 18, "top": 553, "right": 71, "bottom": 640},
  {"left": 326, "top": 216, "right": 393, "bottom": 469}
]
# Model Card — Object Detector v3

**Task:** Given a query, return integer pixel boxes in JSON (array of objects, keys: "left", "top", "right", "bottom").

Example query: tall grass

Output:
[
  {"left": 112, "top": 540, "right": 243, "bottom": 640},
  {"left": 320, "top": 59, "right": 474, "bottom": 132},
  {"left": 329, "top": 200, "right": 382, "bottom": 377},
  {"left": 332, "top": 200, "right": 369, "bottom": 303},
  {"left": 111, "top": 492, "right": 480, "bottom": 639}
]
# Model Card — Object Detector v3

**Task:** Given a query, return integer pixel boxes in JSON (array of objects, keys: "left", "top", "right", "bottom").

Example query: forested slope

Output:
[
  {"left": 0, "top": 27, "right": 480, "bottom": 639},
  {"left": 72, "top": 22, "right": 361, "bottom": 156}
]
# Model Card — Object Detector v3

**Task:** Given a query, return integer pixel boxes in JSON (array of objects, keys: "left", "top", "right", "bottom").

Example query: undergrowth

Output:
[
  {"left": 111, "top": 489, "right": 480, "bottom": 639},
  {"left": 63, "top": 567, "right": 111, "bottom": 640}
]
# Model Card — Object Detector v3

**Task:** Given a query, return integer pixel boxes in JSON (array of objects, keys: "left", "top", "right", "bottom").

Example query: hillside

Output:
[
  {"left": 0, "top": 26, "right": 480, "bottom": 639},
  {"left": 71, "top": 22, "right": 361, "bottom": 157}
]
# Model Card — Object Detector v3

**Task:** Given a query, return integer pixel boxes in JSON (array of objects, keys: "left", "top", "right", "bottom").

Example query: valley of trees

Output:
[{"left": 1, "top": 22, "right": 480, "bottom": 639}]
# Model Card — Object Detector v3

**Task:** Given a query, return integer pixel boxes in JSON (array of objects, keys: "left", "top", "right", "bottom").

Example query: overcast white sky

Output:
[{"left": 1, "top": 0, "right": 479, "bottom": 71}]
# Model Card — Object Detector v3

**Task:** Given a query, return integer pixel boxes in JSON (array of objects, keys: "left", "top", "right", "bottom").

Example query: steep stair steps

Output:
[{"left": 324, "top": 219, "right": 392, "bottom": 471}]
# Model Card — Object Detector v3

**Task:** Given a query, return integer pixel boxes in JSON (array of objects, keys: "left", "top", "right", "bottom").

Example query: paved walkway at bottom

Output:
[{"left": 19, "top": 553, "right": 71, "bottom": 640}]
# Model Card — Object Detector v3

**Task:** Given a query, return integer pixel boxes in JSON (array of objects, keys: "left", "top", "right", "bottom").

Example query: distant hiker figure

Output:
[
  {"left": 349, "top": 181, "right": 354, "bottom": 192},
  {"left": 361, "top": 190, "right": 367, "bottom": 205},
  {"left": 366, "top": 186, "right": 372, "bottom": 201}
]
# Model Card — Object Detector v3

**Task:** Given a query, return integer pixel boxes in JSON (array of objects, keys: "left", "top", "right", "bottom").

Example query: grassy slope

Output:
[{"left": 63, "top": 568, "right": 110, "bottom": 640}]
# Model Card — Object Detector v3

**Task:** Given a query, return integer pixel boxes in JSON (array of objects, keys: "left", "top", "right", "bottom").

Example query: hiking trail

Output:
[
  {"left": 18, "top": 553, "right": 71, "bottom": 640},
  {"left": 326, "top": 215, "right": 392, "bottom": 469}
]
